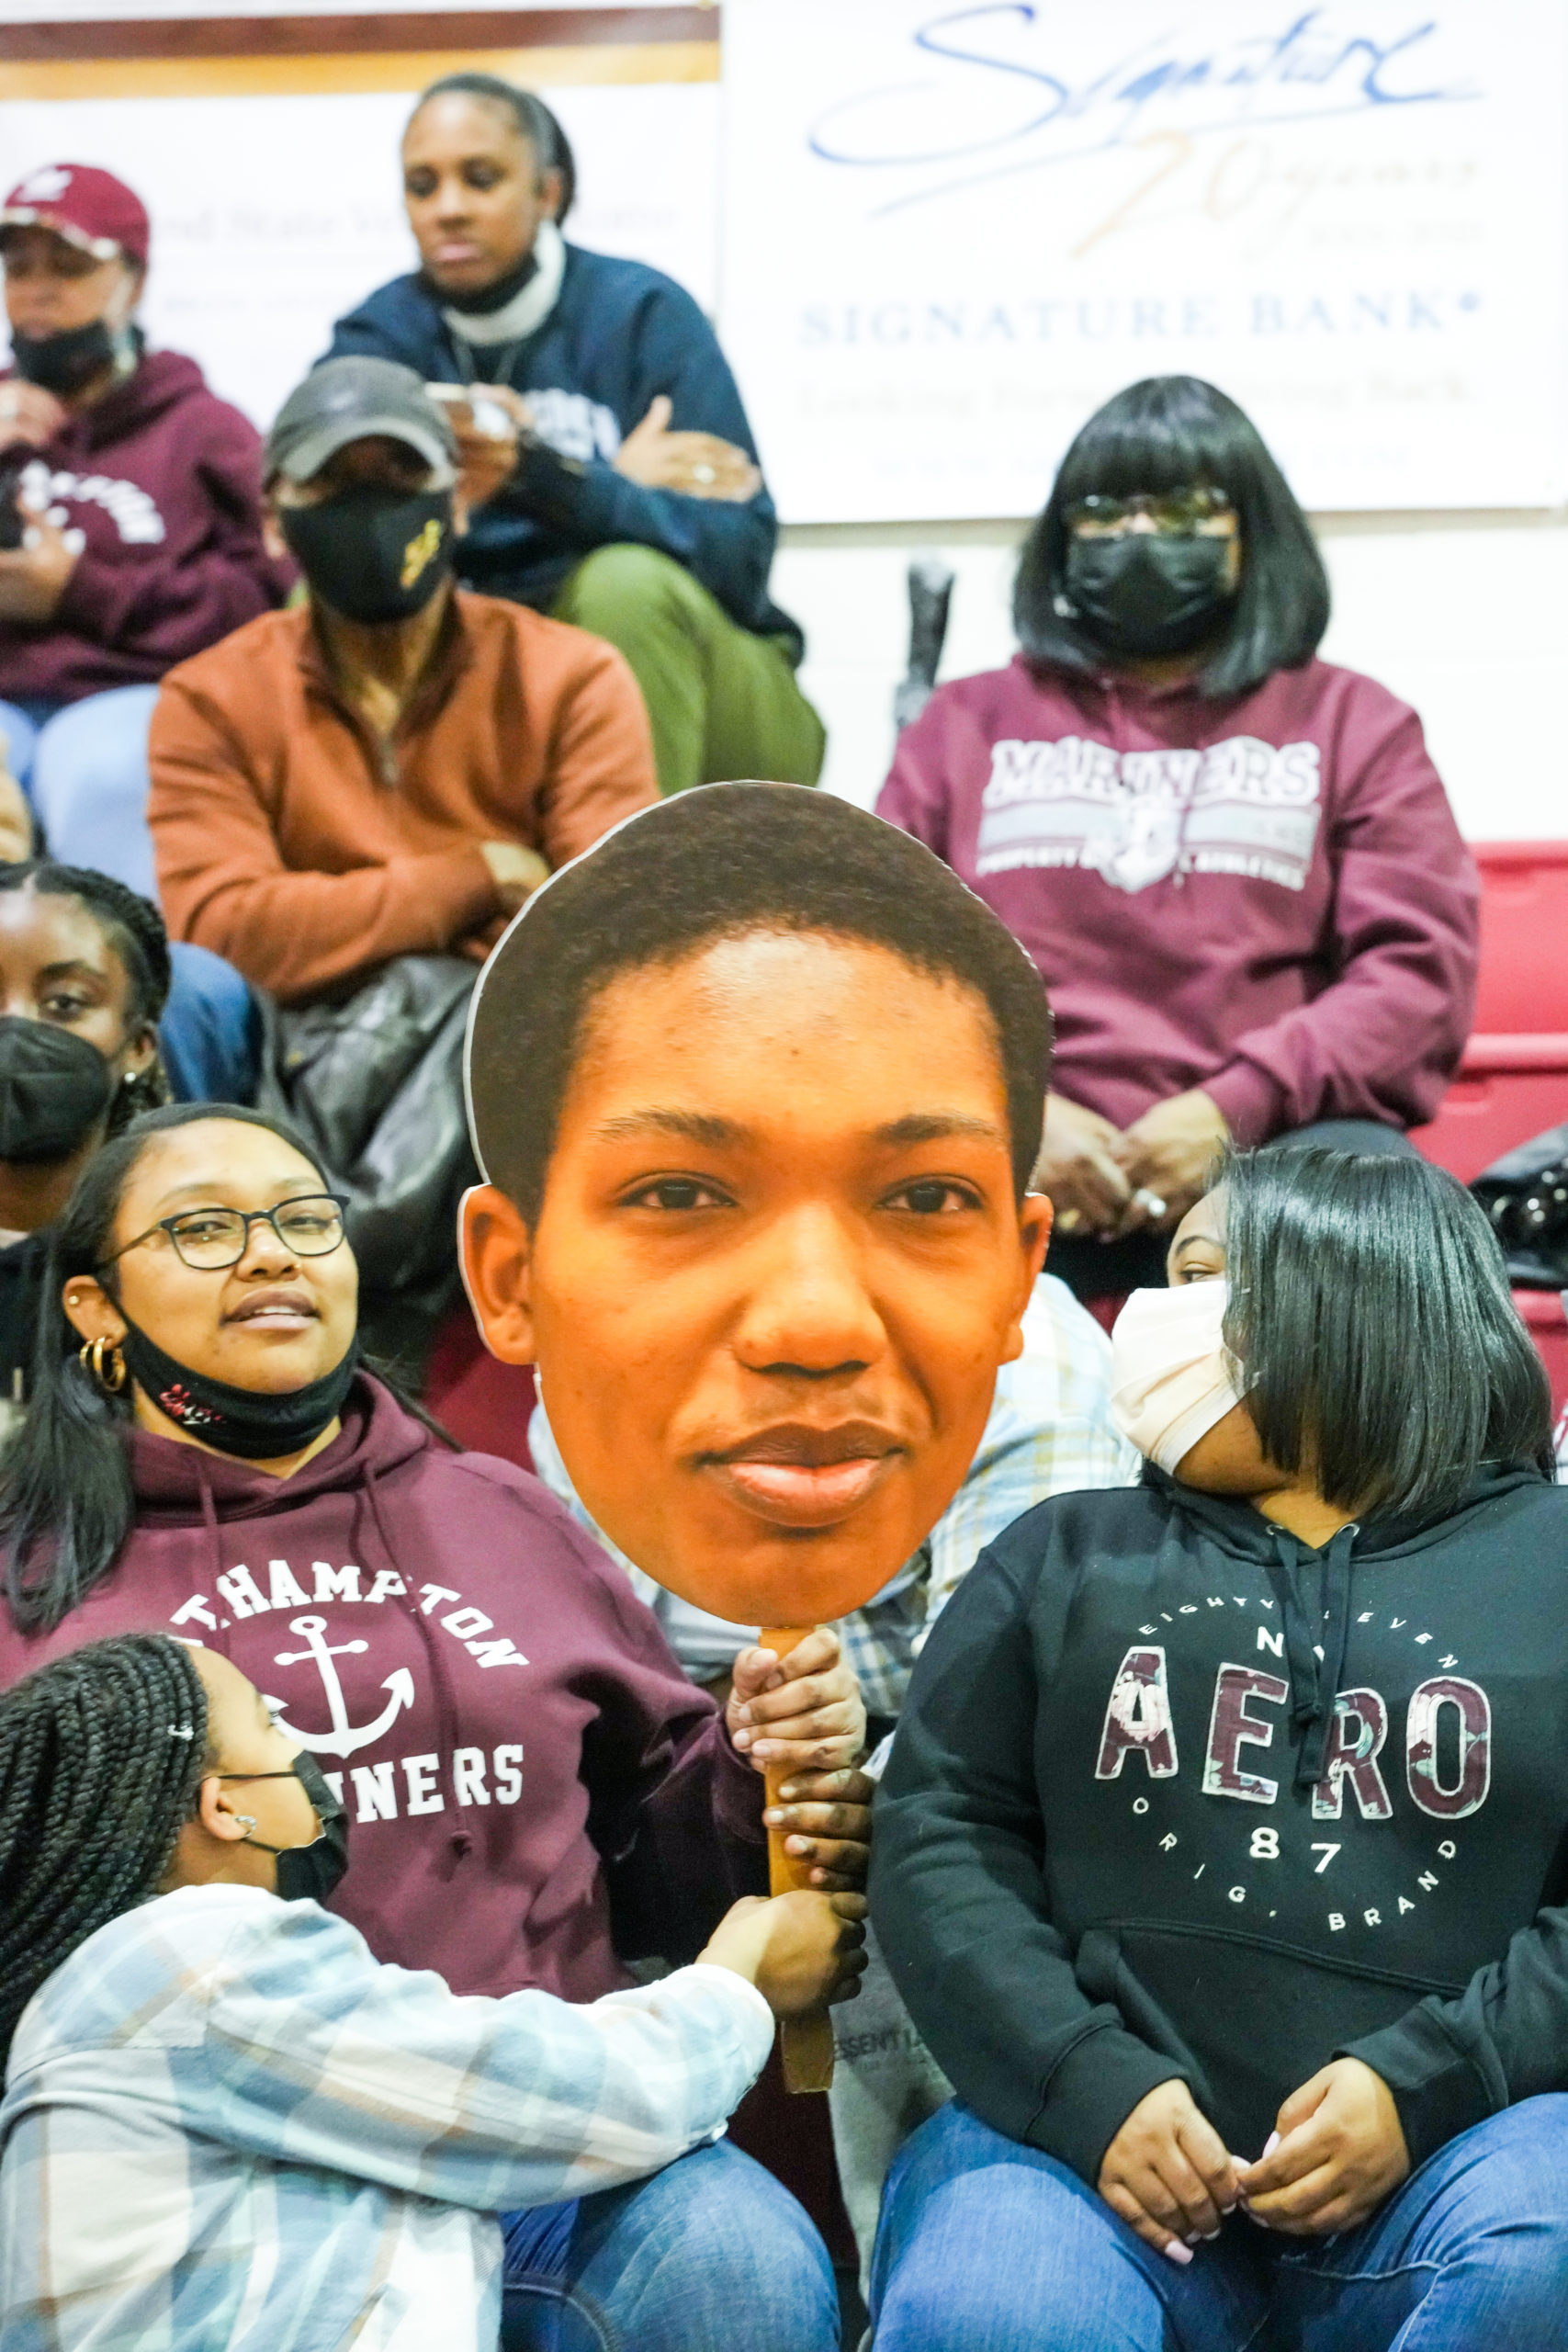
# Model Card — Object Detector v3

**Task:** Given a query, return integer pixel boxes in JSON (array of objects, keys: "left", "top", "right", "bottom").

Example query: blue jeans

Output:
[
  {"left": 162, "top": 943, "right": 260, "bottom": 1105},
  {"left": 498, "top": 2139, "right": 839, "bottom": 2352},
  {"left": 0, "top": 686, "right": 161, "bottom": 898},
  {"left": 871, "top": 2098, "right": 1568, "bottom": 2350}
]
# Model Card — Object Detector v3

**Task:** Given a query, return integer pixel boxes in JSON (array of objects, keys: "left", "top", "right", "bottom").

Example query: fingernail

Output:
[
  {"left": 1161, "top": 2242, "right": 1193, "bottom": 2267},
  {"left": 1220, "top": 2199, "right": 1238, "bottom": 2214},
  {"left": 1263, "top": 2132, "right": 1280, "bottom": 2157},
  {"left": 1201, "top": 2229, "right": 1221, "bottom": 2242},
  {"left": 731, "top": 1729, "right": 751, "bottom": 1748},
  {"left": 779, "top": 1782, "right": 799, "bottom": 1800}
]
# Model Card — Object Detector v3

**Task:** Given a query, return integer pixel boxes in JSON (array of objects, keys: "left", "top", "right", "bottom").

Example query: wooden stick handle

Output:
[{"left": 760, "top": 1626, "right": 836, "bottom": 2093}]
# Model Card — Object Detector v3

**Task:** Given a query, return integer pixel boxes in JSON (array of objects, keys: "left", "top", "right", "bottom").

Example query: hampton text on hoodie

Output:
[
  {"left": 878, "top": 656, "right": 1479, "bottom": 1142},
  {"left": 0, "top": 1377, "right": 769, "bottom": 1999},
  {"left": 0, "top": 348, "right": 293, "bottom": 706},
  {"left": 873, "top": 1467, "right": 1568, "bottom": 2186}
]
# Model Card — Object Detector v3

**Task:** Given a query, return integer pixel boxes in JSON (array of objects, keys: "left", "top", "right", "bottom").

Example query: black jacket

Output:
[{"left": 873, "top": 1464, "right": 1568, "bottom": 2185}]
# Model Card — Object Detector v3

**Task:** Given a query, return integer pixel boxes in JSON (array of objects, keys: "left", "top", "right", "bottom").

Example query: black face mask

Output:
[
  {"left": 1062, "top": 533, "right": 1236, "bottom": 660},
  {"left": 240, "top": 1751, "right": 352, "bottom": 1905},
  {"left": 117, "top": 1315, "right": 359, "bottom": 1460},
  {"left": 280, "top": 488, "right": 455, "bottom": 626},
  {"left": 10, "top": 317, "right": 124, "bottom": 399},
  {"left": 0, "top": 1015, "right": 114, "bottom": 1163}
]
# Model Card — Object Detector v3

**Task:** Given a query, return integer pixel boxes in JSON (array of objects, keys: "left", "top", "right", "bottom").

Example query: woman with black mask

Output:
[
  {"left": 879, "top": 376, "right": 1480, "bottom": 1301},
  {"left": 0, "top": 1102, "right": 876, "bottom": 2352},
  {"left": 0, "top": 860, "right": 168, "bottom": 1422}
]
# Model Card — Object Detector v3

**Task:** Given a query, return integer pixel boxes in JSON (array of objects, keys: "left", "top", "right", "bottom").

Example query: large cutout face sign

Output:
[{"left": 460, "top": 788, "right": 1052, "bottom": 1630}]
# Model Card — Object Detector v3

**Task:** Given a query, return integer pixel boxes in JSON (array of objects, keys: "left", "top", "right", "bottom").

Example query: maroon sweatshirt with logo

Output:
[
  {"left": 0, "top": 1377, "right": 768, "bottom": 1998},
  {"left": 0, "top": 347, "right": 293, "bottom": 706},
  {"left": 878, "top": 655, "right": 1480, "bottom": 1141}
]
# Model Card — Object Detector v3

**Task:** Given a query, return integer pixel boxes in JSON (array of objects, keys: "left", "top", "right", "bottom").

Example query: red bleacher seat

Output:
[{"left": 1413, "top": 842, "right": 1568, "bottom": 1182}]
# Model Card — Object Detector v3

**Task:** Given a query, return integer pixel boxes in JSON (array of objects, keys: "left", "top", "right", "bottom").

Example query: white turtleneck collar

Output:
[{"left": 442, "top": 219, "right": 567, "bottom": 349}]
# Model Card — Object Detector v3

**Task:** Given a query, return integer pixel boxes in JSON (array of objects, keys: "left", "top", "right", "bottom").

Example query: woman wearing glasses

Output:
[
  {"left": 878, "top": 374, "right": 1479, "bottom": 1299},
  {"left": 0, "top": 1102, "right": 873, "bottom": 2352}
]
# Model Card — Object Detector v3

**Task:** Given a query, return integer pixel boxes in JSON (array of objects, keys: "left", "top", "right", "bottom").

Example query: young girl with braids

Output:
[
  {"left": 0, "top": 1633, "right": 865, "bottom": 2351},
  {"left": 0, "top": 860, "right": 172, "bottom": 1421}
]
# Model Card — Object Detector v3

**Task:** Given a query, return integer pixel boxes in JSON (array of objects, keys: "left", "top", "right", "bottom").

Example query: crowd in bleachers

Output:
[{"left": 0, "top": 68, "right": 1566, "bottom": 2352}]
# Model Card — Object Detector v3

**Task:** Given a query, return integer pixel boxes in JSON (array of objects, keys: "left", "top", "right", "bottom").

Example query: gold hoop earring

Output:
[{"left": 79, "top": 1336, "right": 127, "bottom": 1395}]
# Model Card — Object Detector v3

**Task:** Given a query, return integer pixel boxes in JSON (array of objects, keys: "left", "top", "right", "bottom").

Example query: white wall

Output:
[{"left": 783, "top": 511, "right": 1568, "bottom": 839}]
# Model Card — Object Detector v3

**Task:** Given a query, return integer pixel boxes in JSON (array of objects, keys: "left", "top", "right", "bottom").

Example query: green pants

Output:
[{"left": 552, "top": 544, "right": 825, "bottom": 797}]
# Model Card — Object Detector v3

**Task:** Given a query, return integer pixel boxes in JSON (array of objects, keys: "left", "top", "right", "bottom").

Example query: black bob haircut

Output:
[
  {"left": 1013, "top": 375, "right": 1332, "bottom": 700},
  {"left": 467, "top": 783, "right": 1054, "bottom": 1226},
  {"left": 412, "top": 73, "right": 577, "bottom": 221},
  {"left": 1220, "top": 1146, "right": 1553, "bottom": 1522}
]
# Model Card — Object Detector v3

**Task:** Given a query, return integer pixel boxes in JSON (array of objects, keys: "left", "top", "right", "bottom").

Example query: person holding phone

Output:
[{"left": 324, "top": 75, "right": 824, "bottom": 799}]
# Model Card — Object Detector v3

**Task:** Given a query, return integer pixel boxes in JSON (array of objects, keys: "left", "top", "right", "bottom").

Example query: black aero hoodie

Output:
[{"left": 873, "top": 1464, "right": 1568, "bottom": 2182}]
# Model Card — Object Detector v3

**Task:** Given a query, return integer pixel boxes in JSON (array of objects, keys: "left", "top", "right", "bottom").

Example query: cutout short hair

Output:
[
  {"left": 1014, "top": 375, "right": 1331, "bottom": 699},
  {"left": 467, "top": 783, "right": 1053, "bottom": 1225},
  {"left": 1221, "top": 1146, "right": 1554, "bottom": 1520}
]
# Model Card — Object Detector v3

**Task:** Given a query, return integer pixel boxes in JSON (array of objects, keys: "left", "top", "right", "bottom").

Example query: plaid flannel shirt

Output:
[
  {"left": 531, "top": 1271, "right": 1140, "bottom": 1717},
  {"left": 0, "top": 1883, "right": 772, "bottom": 2352}
]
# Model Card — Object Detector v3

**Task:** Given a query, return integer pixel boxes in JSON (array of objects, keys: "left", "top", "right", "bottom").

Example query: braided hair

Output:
[
  {"left": 0, "top": 861, "right": 172, "bottom": 1127},
  {"left": 0, "top": 1633, "right": 210, "bottom": 2069}
]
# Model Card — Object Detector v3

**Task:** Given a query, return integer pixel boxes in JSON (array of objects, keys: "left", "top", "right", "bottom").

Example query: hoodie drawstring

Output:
[
  {"left": 197, "top": 1468, "right": 235, "bottom": 1660},
  {"left": 360, "top": 1460, "right": 475, "bottom": 1860},
  {"left": 1264, "top": 1521, "right": 1357, "bottom": 1791}
]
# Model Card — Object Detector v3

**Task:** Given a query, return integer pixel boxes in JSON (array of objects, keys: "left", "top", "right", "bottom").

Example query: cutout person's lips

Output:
[{"left": 700, "top": 1420, "right": 904, "bottom": 1530}]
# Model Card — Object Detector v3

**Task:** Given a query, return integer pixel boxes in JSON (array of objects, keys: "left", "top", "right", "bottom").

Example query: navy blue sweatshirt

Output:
[
  {"left": 325, "top": 244, "right": 802, "bottom": 656},
  {"left": 873, "top": 1464, "right": 1568, "bottom": 2186}
]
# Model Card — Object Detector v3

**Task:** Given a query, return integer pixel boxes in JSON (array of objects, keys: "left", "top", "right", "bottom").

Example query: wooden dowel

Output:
[{"left": 759, "top": 1625, "right": 836, "bottom": 2093}]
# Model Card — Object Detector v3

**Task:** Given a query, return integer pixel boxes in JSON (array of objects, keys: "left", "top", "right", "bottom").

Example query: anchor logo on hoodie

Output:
[{"left": 265, "top": 1613, "right": 415, "bottom": 1758}]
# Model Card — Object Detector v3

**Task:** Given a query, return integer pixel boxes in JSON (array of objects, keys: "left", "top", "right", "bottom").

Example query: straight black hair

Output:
[
  {"left": 0, "top": 1634, "right": 210, "bottom": 2068},
  {"left": 1013, "top": 376, "right": 1332, "bottom": 699},
  {"left": 412, "top": 73, "right": 577, "bottom": 220},
  {"left": 1221, "top": 1147, "right": 1554, "bottom": 1521},
  {"left": 468, "top": 782, "right": 1054, "bottom": 1227},
  {"left": 0, "top": 1105, "right": 335, "bottom": 1634}
]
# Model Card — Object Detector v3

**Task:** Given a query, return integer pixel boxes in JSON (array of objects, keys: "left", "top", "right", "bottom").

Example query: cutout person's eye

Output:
[
  {"left": 622, "top": 1176, "right": 731, "bottom": 1213},
  {"left": 889, "top": 1179, "right": 980, "bottom": 1216}
]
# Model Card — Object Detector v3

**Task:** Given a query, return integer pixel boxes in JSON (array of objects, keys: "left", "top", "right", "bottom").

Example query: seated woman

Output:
[
  {"left": 0, "top": 1102, "right": 873, "bottom": 2352},
  {"left": 878, "top": 375, "right": 1479, "bottom": 1298},
  {"left": 0, "top": 1633, "right": 865, "bottom": 2350},
  {"left": 871, "top": 1147, "right": 1568, "bottom": 2348},
  {"left": 0, "top": 861, "right": 169, "bottom": 1423}
]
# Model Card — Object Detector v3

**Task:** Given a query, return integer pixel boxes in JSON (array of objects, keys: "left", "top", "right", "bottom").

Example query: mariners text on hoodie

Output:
[
  {"left": 877, "top": 656, "right": 1479, "bottom": 1142},
  {"left": 0, "top": 348, "right": 293, "bottom": 705},
  {"left": 0, "top": 1377, "right": 769, "bottom": 1998},
  {"left": 873, "top": 1466, "right": 1568, "bottom": 2186}
]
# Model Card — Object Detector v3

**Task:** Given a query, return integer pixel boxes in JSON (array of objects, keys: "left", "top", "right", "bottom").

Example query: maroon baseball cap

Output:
[{"left": 0, "top": 164, "right": 150, "bottom": 268}]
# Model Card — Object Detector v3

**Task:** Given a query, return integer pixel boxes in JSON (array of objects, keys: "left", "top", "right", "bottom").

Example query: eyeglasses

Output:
[
  {"left": 104, "top": 1194, "right": 350, "bottom": 1272},
  {"left": 1065, "top": 488, "right": 1236, "bottom": 540}
]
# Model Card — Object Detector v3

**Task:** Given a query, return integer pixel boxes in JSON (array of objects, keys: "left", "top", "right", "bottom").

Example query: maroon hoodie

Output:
[
  {"left": 0, "top": 1376, "right": 767, "bottom": 1998},
  {"left": 879, "top": 655, "right": 1479, "bottom": 1140},
  {"left": 0, "top": 346, "right": 293, "bottom": 706}
]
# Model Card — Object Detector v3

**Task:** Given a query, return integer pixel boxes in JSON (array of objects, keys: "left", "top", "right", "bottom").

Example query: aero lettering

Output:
[
  {"left": 1405, "top": 1677, "right": 1492, "bottom": 1820},
  {"left": 1094, "top": 1660, "right": 1493, "bottom": 1820},
  {"left": 1095, "top": 1647, "right": 1179, "bottom": 1780},
  {"left": 1312, "top": 1689, "right": 1393, "bottom": 1822},
  {"left": 1201, "top": 1665, "right": 1288, "bottom": 1804}
]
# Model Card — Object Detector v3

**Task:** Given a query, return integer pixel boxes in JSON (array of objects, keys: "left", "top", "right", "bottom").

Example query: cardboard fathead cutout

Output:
[
  {"left": 458, "top": 784, "right": 1052, "bottom": 2086},
  {"left": 457, "top": 783, "right": 1052, "bottom": 1633}
]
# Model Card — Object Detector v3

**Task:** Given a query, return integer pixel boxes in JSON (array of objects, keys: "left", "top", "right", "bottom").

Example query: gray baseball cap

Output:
[{"left": 265, "top": 356, "right": 458, "bottom": 486}]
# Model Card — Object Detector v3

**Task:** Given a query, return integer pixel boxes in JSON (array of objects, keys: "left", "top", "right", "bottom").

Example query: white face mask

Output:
[{"left": 1111, "top": 1280, "right": 1247, "bottom": 1474}]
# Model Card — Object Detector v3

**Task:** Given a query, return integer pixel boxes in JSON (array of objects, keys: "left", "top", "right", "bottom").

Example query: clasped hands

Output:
[
  {"left": 1099, "top": 2062, "right": 1410, "bottom": 2262},
  {"left": 727, "top": 1627, "right": 873, "bottom": 1894},
  {"left": 1036, "top": 1087, "right": 1230, "bottom": 1243},
  {"left": 446, "top": 382, "right": 761, "bottom": 510}
]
